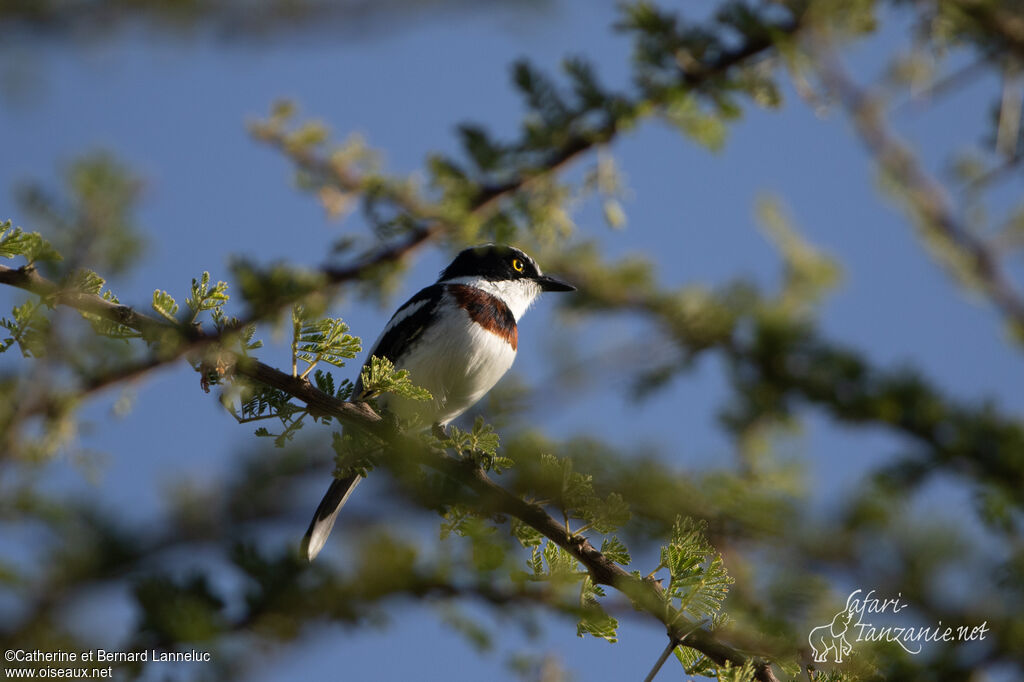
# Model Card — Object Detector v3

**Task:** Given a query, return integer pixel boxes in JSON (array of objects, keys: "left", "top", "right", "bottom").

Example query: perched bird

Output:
[{"left": 302, "top": 244, "right": 574, "bottom": 560}]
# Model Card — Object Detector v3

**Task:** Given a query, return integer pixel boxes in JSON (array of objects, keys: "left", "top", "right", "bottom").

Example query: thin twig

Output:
[
  {"left": 644, "top": 636, "right": 680, "bottom": 682},
  {"left": 996, "top": 56, "right": 1023, "bottom": 158},
  {"left": 298, "top": 361, "right": 317, "bottom": 381},
  {"left": 963, "top": 155, "right": 1024, "bottom": 193},
  {"left": 644, "top": 619, "right": 706, "bottom": 682},
  {"left": 894, "top": 55, "right": 993, "bottom": 114}
]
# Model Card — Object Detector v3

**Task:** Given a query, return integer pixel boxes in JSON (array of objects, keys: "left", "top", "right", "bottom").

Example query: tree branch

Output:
[
  {"left": 0, "top": 22, "right": 816, "bottom": 676},
  {"left": 237, "top": 361, "right": 779, "bottom": 680},
  {"left": 0, "top": 264, "right": 780, "bottom": 682},
  {"left": 821, "top": 56, "right": 1024, "bottom": 339}
]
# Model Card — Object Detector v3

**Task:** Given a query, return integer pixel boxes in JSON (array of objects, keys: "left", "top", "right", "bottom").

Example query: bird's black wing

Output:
[{"left": 353, "top": 284, "right": 444, "bottom": 396}]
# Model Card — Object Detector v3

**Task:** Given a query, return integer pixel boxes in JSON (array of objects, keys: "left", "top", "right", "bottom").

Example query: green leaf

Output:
[
  {"left": 438, "top": 605, "right": 493, "bottom": 652},
  {"left": 232, "top": 383, "right": 307, "bottom": 447},
  {"left": 0, "top": 220, "right": 61, "bottom": 263},
  {"left": 661, "top": 517, "right": 734, "bottom": 622},
  {"left": 237, "top": 323, "right": 263, "bottom": 353},
  {"left": 241, "top": 387, "right": 296, "bottom": 420},
  {"left": 542, "top": 540, "right": 579, "bottom": 581},
  {"left": 186, "top": 272, "right": 230, "bottom": 321},
  {"left": 510, "top": 518, "right": 544, "bottom": 548},
  {"left": 66, "top": 269, "right": 105, "bottom": 295},
  {"left": 584, "top": 492, "right": 631, "bottom": 533},
  {"left": 440, "top": 505, "right": 472, "bottom": 540},
  {"left": 312, "top": 369, "right": 335, "bottom": 396},
  {"left": 716, "top": 660, "right": 757, "bottom": 682},
  {"left": 232, "top": 260, "right": 327, "bottom": 314},
  {"left": 664, "top": 92, "right": 728, "bottom": 152},
  {"left": 0, "top": 299, "right": 50, "bottom": 357},
  {"left": 602, "top": 199, "right": 627, "bottom": 229},
  {"left": 293, "top": 306, "right": 362, "bottom": 369},
  {"left": 469, "top": 530, "right": 506, "bottom": 572},
  {"left": 512, "top": 59, "right": 568, "bottom": 126},
  {"left": 674, "top": 646, "right": 716, "bottom": 675},
  {"left": 359, "top": 355, "right": 432, "bottom": 402},
  {"left": 526, "top": 539, "right": 579, "bottom": 583},
  {"left": 330, "top": 429, "right": 380, "bottom": 479},
  {"left": 577, "top": 576, "right": 618, "bottom": 642},
  {"left": 527, "top": 546, "right": 544, "bottom": 575},
  {"left": 134, "top": 574, "right": 225, "bottom": 643},
  {"left": 210, "top": 311, "right": 262, "bottom": 355},
  {"left": 576, "top": 604, "right": 619, "bottom": 643},
  {"left": 441, "top": 417, "right": 509, "bottom": 471},
  {"left": 467, "top": 417, "right": 500, "bottom": 456},
  {"left": 600, "top": 536, "right": 631, "bottom": 565},
  {"left": 564, "top": 57, "right": 607, "bottom": 109},
  {"left": 152, "top": 290, "right": 180, "bottom": 324},
  {"left": 458, "top": 124, "right": 503, "bottom": 172}
]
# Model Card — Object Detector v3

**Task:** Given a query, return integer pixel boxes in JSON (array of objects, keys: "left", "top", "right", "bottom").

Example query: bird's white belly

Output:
[{"left": 382, "top": 302, "right": 516, "bottom": 426}]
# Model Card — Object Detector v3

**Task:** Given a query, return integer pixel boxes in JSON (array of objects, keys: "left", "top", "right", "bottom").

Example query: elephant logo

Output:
[{"left": 808, "top": 591, "right": 859, "bottom": 663}]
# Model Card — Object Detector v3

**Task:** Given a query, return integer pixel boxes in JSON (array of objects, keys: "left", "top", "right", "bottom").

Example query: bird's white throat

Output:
[{"left": 441, "top": 276, "right": 542, "bottom": 321}]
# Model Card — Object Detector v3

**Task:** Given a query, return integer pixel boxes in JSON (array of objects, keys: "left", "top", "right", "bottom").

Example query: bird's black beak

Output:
[{"left": 535, "top": 275, "right": 576, "bottom": 292}]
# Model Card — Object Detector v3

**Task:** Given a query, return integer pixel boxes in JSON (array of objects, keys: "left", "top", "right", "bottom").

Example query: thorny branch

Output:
[
  {"left": 0, "top": 22, "right": 815, "bottom": 677},
  {"left": 0, "top": 265, "right": 780, "bottom": 682}
]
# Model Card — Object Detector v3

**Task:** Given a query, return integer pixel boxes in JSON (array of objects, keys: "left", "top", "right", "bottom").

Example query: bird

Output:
[{"left": 302, "top": 244, "right": 575, "bottom": 560}]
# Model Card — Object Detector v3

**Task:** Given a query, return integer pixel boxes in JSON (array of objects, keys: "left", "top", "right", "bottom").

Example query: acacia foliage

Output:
[{"left": 2, "top": 2, "right": 1024, "bottom": 681}]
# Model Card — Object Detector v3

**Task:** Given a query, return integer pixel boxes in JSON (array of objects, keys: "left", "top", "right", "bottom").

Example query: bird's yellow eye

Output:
[{"left": 511, "top": 258, "right": 524, "bottom": 273}]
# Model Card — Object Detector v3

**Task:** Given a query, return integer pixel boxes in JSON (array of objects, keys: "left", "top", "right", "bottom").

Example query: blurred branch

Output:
[
  {"left": 964, "top": 154, "right": 1024, "bottom": 192},
  {"left": 0, "top": 7, "right": 808, "bottom": 415},
  {"left": 9, "top": 353, "right": 170, "bottom": 423},
  {"left": 0, "top": 263, "right": 168, "bottom": 337},
  {"left": 0, "top": 0, "right": 540, "bottom": 42},
  {"left": 822, "top": 56, "right": 1024, "bottom": 340},
  {"left": 0, "top": 221, "right": 434, "bottom": 383},
  {"left": 548, "top": 241, "right": 1024, "bottom": 509},
  {"left": 996, "top": 56, "right": 1022, "bottom": 158},
  {"left": 236, "top": 363, "right": 780, "bottom": 681},
  {"left": 249, "top": 114, "right": 608, "bottom": 280},
  {"left": 1, "top": 0, "right": 809, "bottom": 408},
  {"left": 894, "top": 55, "right": 992, "bottom": 113},
  {"left": 953, "top": 0, "right": 1024, "bottom": 62},
  {"left": 0, "top": 261, "right": 780, "bottom": 681}
]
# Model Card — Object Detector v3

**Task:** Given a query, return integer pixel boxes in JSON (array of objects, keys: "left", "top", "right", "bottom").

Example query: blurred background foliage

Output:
[{"left": 2, "top": 1, "right": 1024, "bottom": 681}]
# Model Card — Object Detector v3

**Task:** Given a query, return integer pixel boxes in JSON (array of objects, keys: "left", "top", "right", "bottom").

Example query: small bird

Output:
[{"left": 302, "top": 244, "right": 574, "bottom": 560}]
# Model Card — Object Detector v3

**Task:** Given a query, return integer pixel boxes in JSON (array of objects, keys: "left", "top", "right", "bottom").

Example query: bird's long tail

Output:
[{"left": 301, "top": 474, "right": 363, "bottom": 561}]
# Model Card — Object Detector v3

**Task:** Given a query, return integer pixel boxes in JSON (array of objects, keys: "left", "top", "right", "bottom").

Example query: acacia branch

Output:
[
  {"left": 822, "top": 57, "right": 1024, "bottom": 338},
  {"left": 0, "top": 263, "right": 169, "bottom": 336},
  {"left": 1, "top": 9, "right": 803, "bottom": 399},
  {"left": 237, "top": 357, "right": 779, "bottom": 681},
  {"left": 0, "top": 263, "right": 779, "bottom": 681},
  {"left": 0, "top": 24, "right": 811, "bottom": 676},
  {"left": 0, "top": 118, "right": 605, "bottom": 388}
]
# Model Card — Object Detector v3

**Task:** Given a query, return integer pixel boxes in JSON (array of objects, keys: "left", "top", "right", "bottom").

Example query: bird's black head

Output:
[{"left": 438, "top": 244, "right": 575, "bottom": 292}]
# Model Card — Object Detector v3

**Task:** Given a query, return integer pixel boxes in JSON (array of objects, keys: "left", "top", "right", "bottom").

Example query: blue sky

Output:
[{"left": 2, "top": 1, "right": 1021, "bottom": 680}]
